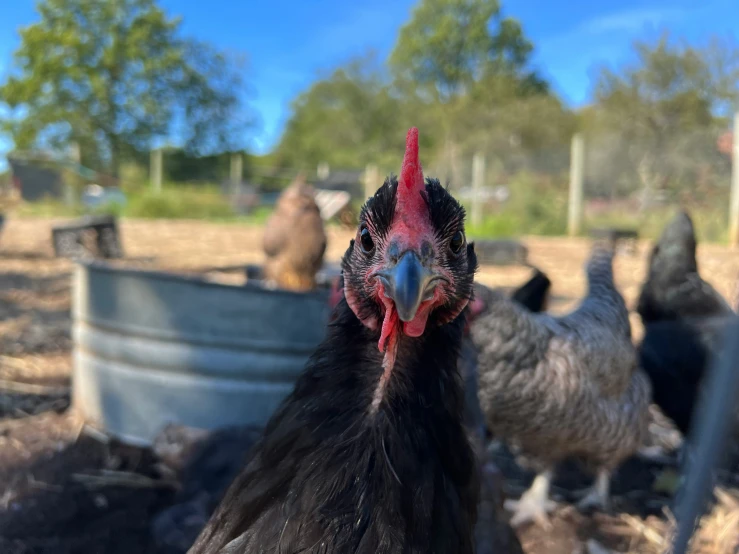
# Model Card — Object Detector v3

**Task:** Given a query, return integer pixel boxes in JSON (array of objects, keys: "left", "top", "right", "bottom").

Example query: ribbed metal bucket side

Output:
[{"left": 72, "top": 262, "right": 331, "bottom": 445}]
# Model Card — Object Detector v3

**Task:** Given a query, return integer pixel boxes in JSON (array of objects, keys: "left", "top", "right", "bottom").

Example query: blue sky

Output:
[{"left": 0, "top": 0, "right": 736, "bottom": 165}]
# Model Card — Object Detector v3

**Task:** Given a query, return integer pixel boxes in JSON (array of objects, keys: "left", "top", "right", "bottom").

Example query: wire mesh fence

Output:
[
  {"left": 429, "top": 119, "right": 736, "bottom": 243},
  {"left": 5, "top": 116, "right": 737, "bottom": 243}
]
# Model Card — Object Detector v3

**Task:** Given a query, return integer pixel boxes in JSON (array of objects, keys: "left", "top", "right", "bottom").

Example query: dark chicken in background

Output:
[
  {"left": 509, "top": 270, "right": 551, "bottom": 315},
  {"left": 189, "top": 128, "right": 495, "bottom": 553},
  {"left": 262, "top": 173, "right": 327, "bottom": 292},
  {"left": 636, "top": 210, "right": 733, "bottom": 325},
  {"left": 471, "top": 244, "right": 651, "bottom": 527},
  {"left": 637, "top": 210, "right": 737, "bottom": 438}
]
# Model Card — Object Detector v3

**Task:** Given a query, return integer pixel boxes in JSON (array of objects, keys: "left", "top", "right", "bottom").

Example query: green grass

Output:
[
  {"left": 9, "top": 178, "right": 734, "bottom": 244},
  {"left": 580, "top": 205, "right": 728, "bottom": 243},
  {"left": 124, "top": 186, "right": 233, "bottom": 219},
  {"left": 464, "top": 204, "right": 729, "bottom": 244},
  {"left": 465, "top": 171, "right": 569, "bottom": 239},
  {"left": 11, "top": 183, "right": 274, "bottom": 225},
  {"left": 13, "top": 198, "right": 86, "bottom": 218}
]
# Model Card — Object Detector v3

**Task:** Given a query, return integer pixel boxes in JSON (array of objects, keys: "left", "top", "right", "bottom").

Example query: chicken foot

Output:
[{"left": 504, "top": 469, "right": 557, "bottom": 528}]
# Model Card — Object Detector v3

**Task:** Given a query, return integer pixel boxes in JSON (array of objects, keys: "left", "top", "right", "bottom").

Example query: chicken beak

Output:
[{"left": 379, "top": 251, "right": 438, "bottom": 322}]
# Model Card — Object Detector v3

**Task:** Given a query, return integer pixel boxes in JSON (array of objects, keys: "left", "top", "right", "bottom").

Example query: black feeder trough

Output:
[
  {"left": 589, "top": 227, "right": 639, "bottom": 255},
  {"left": 52, "top": 214, "right": 123, "bottom": 260},
  {"left": 472, "top": 239, "right": 529, "bottom": 266}
]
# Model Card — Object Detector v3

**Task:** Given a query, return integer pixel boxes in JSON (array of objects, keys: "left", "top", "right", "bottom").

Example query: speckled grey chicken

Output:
[
  {"left": 460, "top": 271, "right": 552, "bottom": 440},
  {"left": 470, "top": 245, "right": 652, "bottom": 527},
  {"left": 262, "top": 173, "right": 327, "bottom": 291}
]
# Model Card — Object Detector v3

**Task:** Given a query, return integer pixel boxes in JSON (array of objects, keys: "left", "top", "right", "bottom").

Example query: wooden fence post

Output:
[
  {"left": 65, "top": 142, "right": 81, "bottom": 206},
  {"left": 568, "top": 133, "right": 585, "bottom": 237},
  {"left": 728, "top": 113, "right": 739, "bottom": 248},
  {"left": 230, "top": 152, "right": 243, "bottom": 194},
  {"left": 317, "top": 162, "right": 330, "bottom": 181},
  {"left": 150, "top": 148, "right": 162, "bottom": 193},
  {"left": 471, "top": 153, "right": 485, "bottom": 227},
  {"left": 363, "top": 164, "right": 379, "bottom": 200}
]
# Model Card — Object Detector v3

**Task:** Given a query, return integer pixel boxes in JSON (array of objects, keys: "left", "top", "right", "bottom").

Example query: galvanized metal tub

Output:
[{"left": 72, "top": 261, "right": 332, "bottom": 445}]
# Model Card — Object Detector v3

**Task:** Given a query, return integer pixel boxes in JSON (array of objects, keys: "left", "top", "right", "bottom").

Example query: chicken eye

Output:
[
  {"left": 359, "top": 227, "right": 375, "bottom": 254},
  {"left": 449, "top": 230, "right": 465, "bottom": 255}
]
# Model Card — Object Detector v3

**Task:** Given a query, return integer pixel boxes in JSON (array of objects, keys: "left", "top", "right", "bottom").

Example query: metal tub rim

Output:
[{"left": 74, "top": 259, "right": 335, "bottom": 299}]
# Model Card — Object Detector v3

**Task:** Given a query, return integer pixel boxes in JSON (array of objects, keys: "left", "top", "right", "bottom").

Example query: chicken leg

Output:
[
  {"left": 575, "top": 469, "right": 611, "bottom": 511},
  {"left": 504, "top": 469, "right": 557, "bottom": 527}
]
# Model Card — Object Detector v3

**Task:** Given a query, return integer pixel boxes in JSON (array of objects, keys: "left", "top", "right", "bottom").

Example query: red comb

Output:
[{"left": 399, "top": 127, "right": 424, "bottom": 195}]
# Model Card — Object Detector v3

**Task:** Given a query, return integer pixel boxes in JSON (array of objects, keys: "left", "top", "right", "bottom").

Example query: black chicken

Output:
[
  {"left": 637, "top": 210, "right": 736, "bottom": 437},
  {"left": 636, "top": 210, "right": 733, "bottom": 324},
  {"left": 188, "top": 128, "right": 483, "bottom": 553},
  {"left": 639, "top": 317, "right": 735, "bottom": 436},
  {"left": 509, "top": 270, "right": 551, "bottom": 314}
]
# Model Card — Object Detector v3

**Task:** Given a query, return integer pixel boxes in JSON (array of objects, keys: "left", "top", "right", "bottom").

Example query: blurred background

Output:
[{"left": 0, "top": 0, "right": 737, "bottom": 240}]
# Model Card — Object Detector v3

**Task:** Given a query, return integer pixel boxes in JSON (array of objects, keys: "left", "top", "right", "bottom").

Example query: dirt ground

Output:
[{"left": 0, "top": 216, "right": 738, "bottom": 554}]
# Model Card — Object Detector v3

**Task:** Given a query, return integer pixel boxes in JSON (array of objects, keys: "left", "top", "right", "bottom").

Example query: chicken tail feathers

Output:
[{"left": 586, "top": 243, "right": 616, "bottom": 292}]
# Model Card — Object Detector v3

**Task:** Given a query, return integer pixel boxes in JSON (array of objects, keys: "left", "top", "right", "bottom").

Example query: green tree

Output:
[
  {"left": 389, "top": 0, "right": 545, "bottom": 102},
  {"left": 389, "top": 0, "right": 548, "bottom": 184},
  {"left": 588, "top": 33, "right": 739, "bottom": 205},
  {"left": 274, "top": 53, "right": 423, "bottom": 173},
  {"left": 458, "top": 76, "right": 575, "bottom": 173},
  {"left": 0, "top": 0, "right": 249, "bottom": 177}
]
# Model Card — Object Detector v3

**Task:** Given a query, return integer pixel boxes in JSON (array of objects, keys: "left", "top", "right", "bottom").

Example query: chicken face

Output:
[{"left": 341, "top": 128, "right": 476, "bottom": 356}]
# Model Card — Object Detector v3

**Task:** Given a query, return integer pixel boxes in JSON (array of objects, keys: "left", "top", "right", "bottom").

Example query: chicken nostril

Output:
[
  {"left": 421, "top": 241, "right": 434, "bottom": 263},
  {"left": 386, "top": 242, "right": 401, "bottom": 264}
]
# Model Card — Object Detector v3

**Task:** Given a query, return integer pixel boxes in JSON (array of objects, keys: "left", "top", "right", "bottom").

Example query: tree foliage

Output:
[
  {"left": 5, "top": 0, "right": 737, "bottom": 212},
  {"left": 273, "top": 0, "right": 558, "bottom": 186},
  {"left": 274, "top": 54, "right": 425, "bottom": 172},
  {"left": 0, "top": 0, "right": 249, "bottom": 176},
  {"left": 586, "top": 33, "right": 739, "bottom": 202},
  {"left": 389, "top": 0, "right": 545, "bottom": 102},
  {"left": 387, "top": 0, "right": 552, "bottom": 184}
]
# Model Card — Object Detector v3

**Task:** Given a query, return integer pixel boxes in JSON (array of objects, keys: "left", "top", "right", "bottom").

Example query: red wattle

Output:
[
  {"left": 379, "top": 296, "right": 398, "bottom": 352},
  {"left": 403, "top": 300, "right": 432, "bottom": 337}
]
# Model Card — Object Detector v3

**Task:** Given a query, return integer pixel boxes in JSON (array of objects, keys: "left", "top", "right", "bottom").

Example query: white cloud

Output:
[{"left": 579, "top": 7, "right": 687, "bottom": 35}]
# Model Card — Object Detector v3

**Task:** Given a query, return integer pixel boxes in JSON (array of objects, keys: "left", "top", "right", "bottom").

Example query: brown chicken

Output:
[{"left": 262, "top": 173, "right": 327, "bottom": 291}]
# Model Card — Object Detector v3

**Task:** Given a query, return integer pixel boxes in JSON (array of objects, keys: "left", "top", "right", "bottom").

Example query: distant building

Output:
[
  {"left": 313, "top": 169, "right": 365, "bottom": 201},
  {"left": 8, "top": 157, "right": 64, "bottom": 201},
  {"left": 8, "top": 153, "right": 120, "bottom": 203}
]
